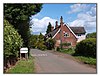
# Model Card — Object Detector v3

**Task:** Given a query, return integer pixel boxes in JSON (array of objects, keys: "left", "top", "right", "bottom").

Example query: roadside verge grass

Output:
[
  {"left": 74, "top": 56, "right": 96, "bottom": 65},
  {"left": 59, "top": 48, "right": 75, "bottom": 55},
  {"left": 59, "top": 48, "right": 96, "bottom": 66},
  {"left": 6, "top": 56, "right": 35, "bottom": 74}
]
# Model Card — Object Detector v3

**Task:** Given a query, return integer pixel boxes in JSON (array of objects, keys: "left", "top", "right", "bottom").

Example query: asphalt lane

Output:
[{"left": 30, "top": 49, "right": 96, "bottom": 74}]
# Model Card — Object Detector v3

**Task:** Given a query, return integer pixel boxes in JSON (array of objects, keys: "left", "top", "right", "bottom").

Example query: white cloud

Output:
[
  {"left": 86, "top": 5, "right": 96, "bottom": 16},
  {"left": 30, "top": 17, "right": 57, "bottom": 35},
  {"left": 69, "top": 19, "right": 84, "bottom": 27},
  {"left": 68, "top": 4, "right": 89, "bottom": 14},
  {"left": 77, "top": 13, "right": 96, "bottom": 22},
  {"left": 68, "top": 5, "right": 96, "bottom": 33}
]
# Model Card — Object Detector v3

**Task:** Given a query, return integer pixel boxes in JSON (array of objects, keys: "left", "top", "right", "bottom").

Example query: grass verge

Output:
[
  {"left": 59, "top": 48, "right": 75, "bottom": 55},
  {"left": 6, "top": 56, "right": 35, "bottom": 74},
  {"left": 74, "top": 56, "right": 96, "bottom": 65},
  {"left": 59, "top": 48, "right": 96, "bottom": 66}
]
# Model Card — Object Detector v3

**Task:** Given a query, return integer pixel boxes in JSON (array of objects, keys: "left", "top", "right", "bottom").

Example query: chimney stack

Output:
[
  {"left": 60, "top": 16, "right": 63, "bottom": 24},
  {"left": 55, "top": 21, "right": 58, "bottom": 28}
]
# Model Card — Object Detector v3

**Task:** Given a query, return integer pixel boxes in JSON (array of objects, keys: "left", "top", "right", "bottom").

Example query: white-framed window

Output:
[
  {"left": 64, "top": 32, "right": 70, "bottom": 37},
  {"left": 77, "top": 34, "right": 81, "bottom": 36}
]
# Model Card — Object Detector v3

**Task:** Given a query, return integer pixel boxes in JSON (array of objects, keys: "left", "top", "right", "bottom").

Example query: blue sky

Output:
[{"left": 30, "top": 3, "right": 96, "bottom": 35}]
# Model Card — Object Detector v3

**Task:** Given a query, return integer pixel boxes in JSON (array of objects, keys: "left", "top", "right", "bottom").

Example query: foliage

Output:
[
  {"left": 4, "top": 20, "right": 23, "bottom": 58},
  {"left": 86, "top": 32, "right": 96, "bottom": 38},
  {"left": 57, "top": 47, "right": 96, "bottom": 65},
  {"left": 75, "top": 56, "right": 96, "bottom": 65},
  {"left": 46, "top": 22, "right": 52, "bottom": 34},
  {"left": 60, "top": 42, "right": 71, "bottom": 48},
  {"left": 75, "top": 38, "right": 96, "bottom": 58},
  {"left": 29, "top": 35, "right": 38, "bottom": 48},
  {"left": 4, "top": 4, "right": 42, "bottom": 47},
  {"left": 56, "top": 47, "right": 60, "bottom": 51},
  {"left": 59, "top": 48, "right": 75, "bottom": 55},
  {"left": 4, "top": 4, "right": 42, "bottom": 25},
  {"left": 45, "top": 38, "right": 55, "bottom": 50},
  {"left": 6, "top": 56, "right": 35, "bottom": 73},
  {"left": 29, "top": 33, "right": 46, "bottom": 50}
]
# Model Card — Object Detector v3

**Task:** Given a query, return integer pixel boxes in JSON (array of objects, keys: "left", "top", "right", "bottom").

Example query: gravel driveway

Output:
[{"left": 30, "top": 49, "right": 96, "bottom": 74}]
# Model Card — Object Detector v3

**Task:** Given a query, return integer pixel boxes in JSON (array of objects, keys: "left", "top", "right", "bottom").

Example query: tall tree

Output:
[
  {"left": 4, "top": 4, "right": 42, "bottom": 47},
  {"left": 46, "top": 22, "right": 52, "bottom": 34}
]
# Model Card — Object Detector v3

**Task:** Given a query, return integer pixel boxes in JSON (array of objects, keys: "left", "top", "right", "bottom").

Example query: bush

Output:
[
  {"left": 4, "top": 20, "right": 23, "bottom": 69},
  {"left": 56, "top": 47, "right": 60, "bottom": 51},
  {"left": 60, "top": 42, "right": 71, "bottom": 49},
  {"left": 46, "top": 38, "right": 55, "bottom": 50},
  {"left": 38, "top": 44, "right": 47, "bottom": 51},
  {"left": 75, "top": 38, "right": 96, "bottom": 58},
  {"left": 86, "top": 32, "right": 96, "bottom": 38}
]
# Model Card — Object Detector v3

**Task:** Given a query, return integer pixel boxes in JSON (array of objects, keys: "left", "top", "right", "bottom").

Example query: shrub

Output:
[
  {"left": 38, "top": 44, "right": 47, "bottom": 51},
  {"left": 86, "top": 32, "right": 96, "bottom": 38},
  {"left": 46, "top": 38, "right": 55, "bottom": 50},
  {"left": 60, "top": 42, "right": 71, "bottom": 49},
  {"left": 75, "top": 38, "right": 96, "bottom": 58},
  {"left": 4, "top": 20, "right": 23, "bottom": 69},
  {"left": 56, "top": 47, "right": 60, "bottom": 51}
]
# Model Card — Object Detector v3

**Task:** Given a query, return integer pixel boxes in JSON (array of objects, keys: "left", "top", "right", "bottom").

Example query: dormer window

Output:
[{"left": 64, "top": 32, "right": 70, "bottom": 37}]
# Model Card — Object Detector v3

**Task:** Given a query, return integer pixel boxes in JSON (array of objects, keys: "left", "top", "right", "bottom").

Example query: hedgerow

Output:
[
  {"left": 4, "top": 20, "right": 23, "bottom": 70},
  {"left": 75, "top": 38, "right": 96, "bottom": 58}
]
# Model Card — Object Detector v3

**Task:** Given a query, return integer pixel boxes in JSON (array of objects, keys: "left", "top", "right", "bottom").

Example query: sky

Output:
[{"left": 30, "top": 3, "right": 96, "bottom": 35}]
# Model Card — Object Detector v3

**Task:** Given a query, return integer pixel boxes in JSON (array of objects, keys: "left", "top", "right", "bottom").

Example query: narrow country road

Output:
[{"left": 30, "top": 49, "right": 96, "bottom": 74}]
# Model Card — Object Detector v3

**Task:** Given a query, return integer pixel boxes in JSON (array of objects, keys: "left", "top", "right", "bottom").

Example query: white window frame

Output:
[{"left": 64, "top": 32, "right": 70, "bottom": 37}]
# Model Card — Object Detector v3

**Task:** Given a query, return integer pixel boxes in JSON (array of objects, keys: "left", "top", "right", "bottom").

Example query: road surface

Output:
[{"left": 30, "top": 49, "right": 96, "bottom": 74}]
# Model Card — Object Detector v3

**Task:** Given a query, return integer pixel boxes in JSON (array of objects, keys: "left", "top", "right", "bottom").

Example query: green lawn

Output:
[{"left": 6, "top": 56, "right": 35, "bottom": 74}]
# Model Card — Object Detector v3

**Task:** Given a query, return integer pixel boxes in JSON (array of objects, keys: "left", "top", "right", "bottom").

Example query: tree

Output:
[
  {"left": 39, "top": 33, "right": 44, "bottom": 40},
  {"left": 86, "top": 32, "right": 96, "bottom": 38},
  {"left": 46, "top": 22, "right": 52, "bottom": 34},
  {"left": 29, "top": 33, "right": 46, "bottom": 50},
  {"left": 29, "top": 35, "right": 38, "bottom": 48},
  {"left": 4, "top": 4, "right": 42, "bottom": 47}
]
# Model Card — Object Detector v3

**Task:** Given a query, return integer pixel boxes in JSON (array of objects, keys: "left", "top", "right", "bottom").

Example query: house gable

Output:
[{"left": 54, "top": 24, "right": 77, "bottom": 46}]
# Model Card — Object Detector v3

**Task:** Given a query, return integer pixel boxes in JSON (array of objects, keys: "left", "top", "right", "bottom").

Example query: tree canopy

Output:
[
  {"left": 4, "top": 4, "right": 42, "bottom": 47},
  {"left": 86, "top": 32, "right": 96, "bottom": 38},
  {"left": 46, "top": 22, "right": 52, "bottom": 34},
  {"left": 29, "top": 33, "right": 46, "bottom": 50},
  {"left": 4, "top": 4, "right": 42, "bottom": 27}
]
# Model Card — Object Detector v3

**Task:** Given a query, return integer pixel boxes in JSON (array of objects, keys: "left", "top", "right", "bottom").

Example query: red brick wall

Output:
[{"left": 54, "top": 24, "right": 77, "bottom": 47}]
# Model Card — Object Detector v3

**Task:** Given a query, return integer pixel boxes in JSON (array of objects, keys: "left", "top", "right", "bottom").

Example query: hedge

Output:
[
  {"left": 75, "top": 38, "right": 96, "bottom": 58},
  {"left": 4, "top": 20, "right": 23, "bottom": 70}
]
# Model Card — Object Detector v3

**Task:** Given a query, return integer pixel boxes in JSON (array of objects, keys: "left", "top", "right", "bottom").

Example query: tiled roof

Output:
[
  {"left": 45, "top": 26, "right": 86, "bottom": 38},
  {"left": 70, "top": 27, "right": 86, "bottom": 34},
  {"left": 45, "top": 26, "right": 60, "bottom": 37}
]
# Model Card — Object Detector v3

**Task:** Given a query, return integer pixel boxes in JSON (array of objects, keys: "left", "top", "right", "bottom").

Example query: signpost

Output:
[{"left": 20, "top": 47, "right": 28, "bottom": 59}]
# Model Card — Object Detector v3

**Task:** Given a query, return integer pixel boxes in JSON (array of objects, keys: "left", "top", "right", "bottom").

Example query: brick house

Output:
[{"left": 45, "top": 16, "right": 86, "bottom": 48}]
